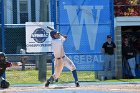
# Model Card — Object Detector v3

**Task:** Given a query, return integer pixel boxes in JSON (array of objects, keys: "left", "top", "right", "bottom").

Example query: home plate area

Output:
[{"left": 0, "top": 82, "right": 140, "bottom": 93}]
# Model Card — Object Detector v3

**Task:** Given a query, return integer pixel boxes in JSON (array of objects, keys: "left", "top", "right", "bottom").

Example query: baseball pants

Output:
[{"left": 52, "top": 56, "right": 76, "bottom": 79}]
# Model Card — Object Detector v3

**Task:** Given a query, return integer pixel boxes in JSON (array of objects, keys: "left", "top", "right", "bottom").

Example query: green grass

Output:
[
  {"left": 5, "top": 70, "right": 140, "bottom": 85},
  {"left": 58, "top": 71, "right": 95, "bottom": 83},
  {"left": 6, "top": 70, "right": 95, "bottom": 85},
  {"left": 6, "top": 70, "right": 41, "bottom": 84}
]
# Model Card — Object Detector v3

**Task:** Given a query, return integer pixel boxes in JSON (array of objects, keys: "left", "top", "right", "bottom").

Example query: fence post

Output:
[
  {"left": 38, "top": 53, "right": 46, "bottom": 82},
  {"left": 20, "top": 49, "right": 27, "bottom": 71},
  {"left": 35, "top": 55, "right": 39, "bottom": 70},
  {"left": 21, "top": 56, "right": 27, "bottom": 71},
  {"left": 1, "top": 0, "right": 5, "bottom": 52}
]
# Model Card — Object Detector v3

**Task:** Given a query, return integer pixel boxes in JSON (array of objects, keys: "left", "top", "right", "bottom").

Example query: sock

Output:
[{"left": 72, "top": 70, "right": 78, "bottom": 82}]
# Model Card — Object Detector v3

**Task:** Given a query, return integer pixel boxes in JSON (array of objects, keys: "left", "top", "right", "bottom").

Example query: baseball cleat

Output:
[
  {"left": 45, "top": 80, "right": 50, "bottom": 87},
  {"left": 75, "top": 81, "right": 80, "bottom": 87}
]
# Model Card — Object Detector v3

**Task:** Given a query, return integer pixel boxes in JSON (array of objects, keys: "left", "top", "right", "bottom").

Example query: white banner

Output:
[{"left": 26, "top": 22, "right": 53, "bottom": 53}]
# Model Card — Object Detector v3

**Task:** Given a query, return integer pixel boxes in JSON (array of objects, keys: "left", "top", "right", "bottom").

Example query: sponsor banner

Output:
[
  {"left": 26, "top": 22, "right": 53, "bottom": 53},
  {"left": 58, "top": 0, "right": 111, "bottom": 53},
  {"left": 63, "top": 54, "right": 104, "bottom": 71},
  {"left": 57, "top": 0, "right": 112, "bottom": 70}
]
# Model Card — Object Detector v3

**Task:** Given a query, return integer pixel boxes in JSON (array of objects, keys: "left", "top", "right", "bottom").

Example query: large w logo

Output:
[{"left": 64, "top": 5, "right": 103, "bottom": 50}]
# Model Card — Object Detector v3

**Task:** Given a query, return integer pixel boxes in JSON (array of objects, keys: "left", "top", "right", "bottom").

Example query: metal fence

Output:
[
  {"left": 0, "top": 0, "right": 115, "bottom": 85},
  {"left": 0, "top": 0, "right": 101, "bottom": 85},
  {"left": 0, "top": 0, "right": 51, "bottom": 85},
  {"left": 2, "top": 25, "right": 26, "bottom": 54},
  {"left": 2, "top": 0, "right": 140, "bottom": 85}
]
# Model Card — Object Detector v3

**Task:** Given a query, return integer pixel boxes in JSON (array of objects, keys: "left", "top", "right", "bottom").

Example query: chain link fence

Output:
[
  {"left": 2, "top": 0, "right": 140, "bottom": 85},
  {"left": 4, "top": 25, "right": 25, "bottom": 54},
  {"left": 0, "top": 0, "right": 99, "bottom": 85},
  {"left": 0, "top": 0, "right": 51, "bottom": 85},
  {"left": 1, "top": 0, "right": 95, "bottom": 85}
]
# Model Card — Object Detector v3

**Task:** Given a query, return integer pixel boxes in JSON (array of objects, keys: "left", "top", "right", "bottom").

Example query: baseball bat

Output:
[{"left": 47, "top": 26, "right": 55, "bottom": 31}]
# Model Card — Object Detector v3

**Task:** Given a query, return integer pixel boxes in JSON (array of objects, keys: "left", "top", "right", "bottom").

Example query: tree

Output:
[{"left": 114, "top": 0, "right": 140, "bottom": 16}]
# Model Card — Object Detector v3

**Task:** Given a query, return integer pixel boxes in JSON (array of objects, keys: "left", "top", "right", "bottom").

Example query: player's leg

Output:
[
  {"left": 0, "top": 77, "right": 9, "bottom": 88},
  {"left": 110, "top": 55, "right": 116, "bottom": 79},
  {"left": 45, "top": 75, "right": 54, "bottom": 87},
  {"left": 128, "top": 58, "right": 136, "bottom": 78},
  {"left": 45, "top": 59, "right": 63, "bottom": 87},
  {"left": 72, "top": 70, "right": 80, "bottom": 87},
  {"left": 104, "top": 54, "right": 110, "bottom": 80},
  {"left": 63, "top": 56, "right": 80, "bottom": 87}
]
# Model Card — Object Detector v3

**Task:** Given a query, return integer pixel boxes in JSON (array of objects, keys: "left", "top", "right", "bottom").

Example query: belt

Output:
[{"left": 56, "top": 56, "right": 65, "bottom": 60}]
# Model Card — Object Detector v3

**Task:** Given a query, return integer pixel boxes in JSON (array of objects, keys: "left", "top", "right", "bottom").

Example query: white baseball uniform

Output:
[{"left": 52, "top": 36, "right": 76, "bottom": 79}]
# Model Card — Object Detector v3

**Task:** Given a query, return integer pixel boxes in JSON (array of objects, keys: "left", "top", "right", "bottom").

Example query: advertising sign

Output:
[
  {"left": 57, "top": 0, "right": 113, "bottom": 71},
  {"left": 26, "top": 22, "right": 53, "bottom": 53}
]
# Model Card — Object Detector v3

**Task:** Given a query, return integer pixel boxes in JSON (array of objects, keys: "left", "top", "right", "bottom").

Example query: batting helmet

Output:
[{"left": 50, "top": 31, "right": 59, "bottom": 39}]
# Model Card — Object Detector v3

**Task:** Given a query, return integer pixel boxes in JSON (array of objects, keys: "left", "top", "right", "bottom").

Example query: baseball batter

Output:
[{"left": 45, "top": 31, "right": 80, "bottom": 87}]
